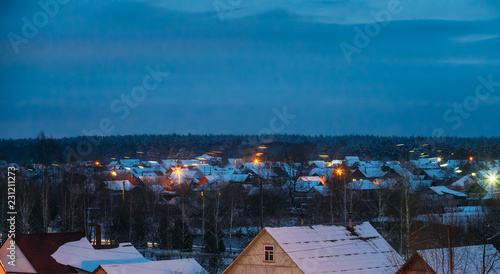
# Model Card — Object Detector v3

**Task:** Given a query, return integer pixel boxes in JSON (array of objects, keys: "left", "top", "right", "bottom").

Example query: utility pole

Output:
[
  {"left": 260, "top": 172, "right": 263, "bottom": 229},
  {"left": 448, "top": 225, "right": 453, "bottom": 274}
]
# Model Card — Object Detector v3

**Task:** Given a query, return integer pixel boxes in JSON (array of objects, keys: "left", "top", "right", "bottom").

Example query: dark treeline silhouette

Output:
[{"left": 1, "top": 133, "right": 500, "bottom": 163}]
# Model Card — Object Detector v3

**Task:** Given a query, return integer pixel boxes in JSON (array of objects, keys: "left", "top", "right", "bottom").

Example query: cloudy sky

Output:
[{"left": 1, "top": 0, "right": 499, "bottom": 139}]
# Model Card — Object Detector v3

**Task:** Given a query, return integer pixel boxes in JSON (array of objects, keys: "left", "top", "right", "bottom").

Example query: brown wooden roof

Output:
[{"left": 15, "top": 232, "right": 84, "bottom": 274}]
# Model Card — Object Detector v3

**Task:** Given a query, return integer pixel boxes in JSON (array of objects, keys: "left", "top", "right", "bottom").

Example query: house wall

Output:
[{"left": 224, "top": 232, "right": 303, "bottom": 274}]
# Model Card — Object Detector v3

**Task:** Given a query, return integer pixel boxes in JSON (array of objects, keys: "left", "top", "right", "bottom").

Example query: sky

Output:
[{"left": 1, "top": 0, "right": 499, "bottom": 139}]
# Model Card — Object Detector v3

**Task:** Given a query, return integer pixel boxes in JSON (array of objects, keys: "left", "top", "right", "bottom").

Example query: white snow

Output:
[
  {"left": 429, "top": 186, "right": 467, "bottom": 197},
  {"left": 97, "top": 258, "right": 207, "bottom": 274},
  {"left": 417, "top": 244, "right": 500, "bottom": 274},
  {"left": 104, "top": 180, "right": 134, "bottom": 191},
  {"left": 266, "top": 222, "right": 403, "bottom": 273},
  {"left": 51, "top": 238, "right": 149, "bottom": 272}
]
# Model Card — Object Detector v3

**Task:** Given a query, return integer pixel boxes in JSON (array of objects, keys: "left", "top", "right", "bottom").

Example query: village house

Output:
[
  {"left": 0, "top": 232, "right": 84, "bottom": 273},
  {"left": 223, "top": 222, "right": 403, "bottom": 273},
  {"left": 396, "top": 244, "right": 500, "bottom": 273},
  {"left": 91, "top": 259, "right": 207, "bottom": 274}
]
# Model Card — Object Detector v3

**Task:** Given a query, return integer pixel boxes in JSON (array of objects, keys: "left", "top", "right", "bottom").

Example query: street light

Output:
[
  {"left": 111, "top": 171, "right": 117, "bottom": 176},
  {"left": 335, "top": 168, "right": 347, "bottom": 222},
  {"left": 488, "top": 174, "right": 498, "bottom": 184},
  {"left": 175, "top": 169, "right": 181, "bottom": 185}
]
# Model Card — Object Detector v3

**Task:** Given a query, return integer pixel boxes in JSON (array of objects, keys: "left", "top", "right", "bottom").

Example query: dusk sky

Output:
[{"left": 1, "top": 0, "right": 499, "bottom": 139}]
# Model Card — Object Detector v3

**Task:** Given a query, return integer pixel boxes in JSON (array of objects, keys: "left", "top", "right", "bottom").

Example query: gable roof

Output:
[
  {"left": 226, "top": 222, "right": 403, "bottom": 273},
  {"left": 429, "top": 186, "right": 467, "bottom": 197},
  {"left": 266, "top": 222, "right": 403, "bottom": 273},
  {"left": 52, "top": 238, "right": 148, "bottom": 273},
  {"left": 92, "top": 258, "right": 207, "bottom": 274},
  {"left": 416, "top": 244, "right": 500, "bottom": 274},
  {"left": 1, "top": 232, "right": 83, "bottom": 274},
  {"left": 349, "top": 179, "right": 380, "bottom": 190}
]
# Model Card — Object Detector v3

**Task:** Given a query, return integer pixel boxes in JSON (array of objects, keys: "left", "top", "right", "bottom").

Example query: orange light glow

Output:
[
  {"left": 175, "top": 169, "right": 181, "bottom": 174},
  {"left": 95, "top": 161, "right": 100, "bottom": 166},
  {"left": 111, "top": 171, "right": 117, "bottom": 176},
  {"left": 336, "top": 169, "right": 342, "bottom": 175},
  {"left": 469, "top": 157, "right": 474, "bottom": 161},
  {"left": 254, "top": 159, "right": 260, "bottom": 164}
]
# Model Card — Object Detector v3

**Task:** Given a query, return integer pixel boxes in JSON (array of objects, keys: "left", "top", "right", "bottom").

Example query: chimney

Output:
[{"left": 96, "top": 225, "right": 102, "bottom": 247}]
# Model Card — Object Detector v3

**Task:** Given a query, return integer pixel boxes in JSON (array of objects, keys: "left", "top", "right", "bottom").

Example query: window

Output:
[{"left": 264, "top": 245, "right": 274, "bottom": 262}]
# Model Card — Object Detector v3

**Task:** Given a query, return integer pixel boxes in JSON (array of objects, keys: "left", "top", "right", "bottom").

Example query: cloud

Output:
[
  {"left": 454, "top": 34, "right": 500, "bottom": 43},
  {"left": 437, "top": 58, "right": 500, "bottom": 65},
  {"left": 140, "top": 0, "right": 499, "bottom": 24}
]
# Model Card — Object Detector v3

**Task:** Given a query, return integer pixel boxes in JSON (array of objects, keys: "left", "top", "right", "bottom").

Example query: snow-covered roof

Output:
[
  {"left": 344, "top": 156, "right": 360, "bottom": 166},
  {"left": 387, "top": 165, "right": 414, "bottom": 178},
  {"left": 450, "top": 174, "right": 473, "bottom": 188},
  {"left": 52, "top": 238, "right": 148, "bottom": 273},
  {"left": 161, "top": 159, "right": 181, "bottom": 168},
  {"left": 411, "top": 158, "right": 440, "bottom": 169},
  {"left": 423, "top": 169, "right": 446, "bottom": 180},
  {"left": 308, "top": 185, "right": 330, "bottom": 197},
  {"left": 291, "top": 180, "right": 322, "bottom": 193},
  {"left": 298, "top": 176, "right": 322, "bottom": 181},
  {"left": 349, "top": 180, "right": 380, "bottom": 190},
  {"left": 97, "top": 259, "right": 207, "bottom": 274},
  {"left": 417, "top": 244, "right": 500, "bottom": 274},
  {"left": 222, "top": 174, "right": 249, "bottom": 183},
  {"left": 416, "top": 206, "right": 487, "bottom": 226},
  {"left": 356, "top": 166, "right": 386, "bottom": 178},
  {"left": 104, "top": 180, "right": 135, "bottom": 191},
  {"left": 265, "top": 222, "right": 403, "bottom": 273},
  {"left": 309, "top": 160, "right": 326, "bottom": 168},
  {"left": 429, "top": 186, "right": 467, "bottom": 197},
  {"left": 119, "top": 159, "right": 140, "bottom": 167}
]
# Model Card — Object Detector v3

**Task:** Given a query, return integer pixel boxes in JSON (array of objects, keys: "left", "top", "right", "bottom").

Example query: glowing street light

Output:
[
  {"left": 437, "top": 157, "right": 442, "bottom": 162},
  {"left": 469, "top": 157, "right": 474, "bottom": 161},
  {"left": 95, "top": 161, "right": 100, "bottom": 166},
  {"left": 111, "top": 171, "right": 117, "bottom": 176},
  {"left": 175, "top": 169, "right": 181, "bottom": 185},
  {"left": 254, "top": 159, "right": 260, "bottom": 164},
  {"left": 336, "top": 169, "right": 342, "bottom": 176},
  {"left": 488, "top": 174, "right": 498, "bottom": 184}
]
